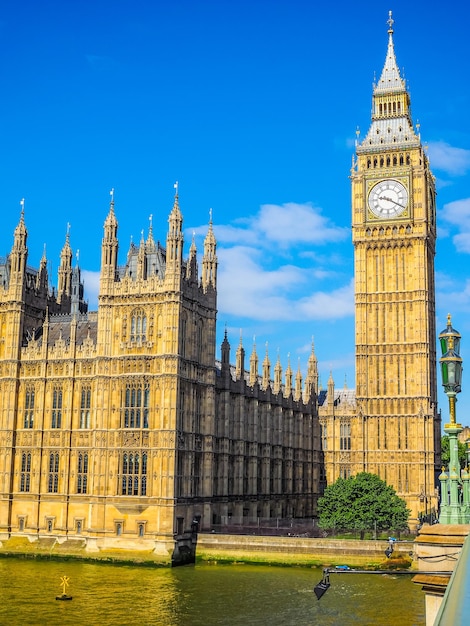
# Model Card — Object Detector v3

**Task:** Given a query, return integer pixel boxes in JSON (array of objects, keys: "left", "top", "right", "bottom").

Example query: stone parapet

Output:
[{"left": 412, "top": 524, "right": 470, "bottom": 626}]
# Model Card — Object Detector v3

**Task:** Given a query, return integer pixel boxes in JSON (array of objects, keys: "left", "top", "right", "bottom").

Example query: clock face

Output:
[{"left": 368, "top": 180, "right": 408, "bottom": 218}]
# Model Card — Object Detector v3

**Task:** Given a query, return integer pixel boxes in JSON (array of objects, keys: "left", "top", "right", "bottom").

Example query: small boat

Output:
[{"left": 56, "top": 594, "right": 73, "bottom": 601}]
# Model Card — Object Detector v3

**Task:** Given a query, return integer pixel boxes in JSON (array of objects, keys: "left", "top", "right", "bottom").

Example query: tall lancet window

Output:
[
  {"left": 80, "top": 385, "right": 91, "bottom": 429},
  {"left": 130, "top": 309, "right": 147, "bottom": 343},
  {"left": 123, "top": 382, "right": 149, "bottom": 428},
  {"left": 24, "top": 386, "right": 35, "bottom": 429},
  {"left": 51, "top": 387, "right": 63, "bottom": 428},
  {"left": 120, "top": 452, "right": 147, "bottom": 496},
  {"left": 20, "top": 452, "right": 31, "bottom": 492}
]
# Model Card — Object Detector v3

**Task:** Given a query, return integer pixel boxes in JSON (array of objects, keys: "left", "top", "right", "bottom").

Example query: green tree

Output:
[
  {"left": 441, "top": 435, "right": 467, "bottom": 470},
  {"left": 317, "top": 472, "right": 410, "bottom": 539}
]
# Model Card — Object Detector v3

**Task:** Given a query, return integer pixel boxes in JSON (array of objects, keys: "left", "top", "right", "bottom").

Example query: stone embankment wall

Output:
[
  {"left": 0, "top": 534, "right": 413, "bottom": 568},
  {"left": 196, "top": 534, "right": 413, "bottom": 568}
]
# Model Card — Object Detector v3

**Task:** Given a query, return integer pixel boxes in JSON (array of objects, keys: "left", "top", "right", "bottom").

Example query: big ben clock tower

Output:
[{"left": 351, "top": 12, "right": 439, "bottom": 519}]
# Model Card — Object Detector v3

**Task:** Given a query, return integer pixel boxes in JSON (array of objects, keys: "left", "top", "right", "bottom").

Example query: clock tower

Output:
[{"left": 351, "top": 13, "right": 440, "bottom": 519}]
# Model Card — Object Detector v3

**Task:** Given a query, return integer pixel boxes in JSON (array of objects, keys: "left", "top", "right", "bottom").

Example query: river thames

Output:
[{"left": 0, "top": 557, "right": 425, "bottom": 625}]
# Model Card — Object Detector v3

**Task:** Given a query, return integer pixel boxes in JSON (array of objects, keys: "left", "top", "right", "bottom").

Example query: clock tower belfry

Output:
[{"left": 351, "top": 13, "right": 439, "bottom": 519}]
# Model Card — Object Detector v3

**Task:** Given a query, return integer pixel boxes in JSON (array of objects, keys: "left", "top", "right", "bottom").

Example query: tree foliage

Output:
[
  {"left": 317, "top": 472, "right": 409, "bottom": 538},
  {"left": 441, "top": 435, "right": 467, "bottom": 470}
]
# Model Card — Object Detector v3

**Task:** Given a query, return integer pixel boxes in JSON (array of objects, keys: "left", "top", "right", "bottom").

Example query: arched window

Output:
[
  {"left": 24, "top": 386, "right": 35, "bottom": 428},
  {"left": 340, "top": 422, "right": 351, "bottom": 450},
  {"left": 52, "top": 387, "right": 62, "bottom": 428},
  {"left": 77, "top": 452, "right": 89, "bottom": 494},
  {"left": 120, "top": 452, "right": 147, "bottom": 496},
  {"left": 20, "top": 452, "right": 31, "bottom": 492},
  {"left": 130, "top": 309, "right": 147, "bottom": 343},
  {"left": 80, "top": 385, "right": 91, "bottom": 428},
  {"left": 48, "top": 452, "right": 59, "bottom": 493},
  {"left": 124, "top": 382, "right": 149, "bottom": 428}
]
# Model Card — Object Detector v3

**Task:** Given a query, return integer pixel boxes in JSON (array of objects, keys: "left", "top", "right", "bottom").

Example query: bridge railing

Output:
[{"left": 434, "top": 532, "right": 470, "bottom": 625}]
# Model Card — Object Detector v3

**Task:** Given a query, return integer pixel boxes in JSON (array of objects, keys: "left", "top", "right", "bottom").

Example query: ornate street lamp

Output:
[
  {"left": 438, "top": 315, "right": 469, "bottom": 524},
  {"left": 439, "top": 314, "right": 462, "bottom": 427}
]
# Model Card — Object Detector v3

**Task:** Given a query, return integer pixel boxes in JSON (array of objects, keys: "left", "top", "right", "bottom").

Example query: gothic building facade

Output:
[
  {"left": 0, "top": 190, "right": 320, "bottom": 556},
  {"left": 0, "top": 14, "right": 441, "bottom": 556}
]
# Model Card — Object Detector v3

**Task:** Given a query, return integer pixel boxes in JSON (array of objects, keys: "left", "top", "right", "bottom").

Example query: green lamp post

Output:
[{"left": 438, "top": 315, "right": 469, "bottom": 524}]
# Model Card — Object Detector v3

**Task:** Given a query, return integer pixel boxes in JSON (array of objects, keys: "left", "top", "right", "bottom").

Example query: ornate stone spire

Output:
[
  {"left": 375, "top": 11, "right": 405, "bottom": 94},
  {"left": 235, "top": 331, "right": 245, "bottom": 380},
  {"left": 262, "top": 342, "right": 271, "bottom": 391},
  {"left": 221, "top": 327, "right": 231, "bottom": 376},
  {"left": 186, "top": 232, "right": 198, "bottom": 283},
  {"left": 57, "top": 224, "right": 73, "bottom": 302},
  {"left": 249, "top": 338, "right": 259, "bottom": 387},
  {"left": 358, "top": 11, "right": 419, "bottom": 152},
  {"left": 101, "top": 189, "right": 119, "bottom": 284},
  {"left": 12, "top": 199, "right": 27, "bottom": 251},
  {"left": 202, "top": 208, "right": 217, "bottom": 291},
  {"left": 146, "top": 214, "right": 156, "bottom": 251},
  {"left": 137, "top": 229, "right": 146, "bottom": 280},
  {"left": 273, "top": 351, "right": 283, "bottom": 395},
  {"left": 284, "top": 354, "right": 293, "bottom": 398},
  {"left": 327, "top": 370, "right": 335, "bottom": 407},
  {"left": 294, "top": 359, "right": 303, "bottom": 401},
  {"left": 9, "top": 200, "right": 28, "bottom": 296},
  {"left": 304, "top": 338, "right": 319, "bottom": 401},
  {"left": 166, "top": 181, "right": 184, "bottom": 270},
  {"left": 36, "top": 244, "right": 48, "bottom": 292}
]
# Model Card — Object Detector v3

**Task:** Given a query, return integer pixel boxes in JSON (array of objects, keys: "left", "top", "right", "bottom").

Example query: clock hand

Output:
[{"left": 378, "top": 195, "right": 405, "bottom": 208}]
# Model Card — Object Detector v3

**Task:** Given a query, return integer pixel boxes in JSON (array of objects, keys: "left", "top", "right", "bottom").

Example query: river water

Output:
[{"left": 0, "top": 557, "right": 425, "bottom": 625}]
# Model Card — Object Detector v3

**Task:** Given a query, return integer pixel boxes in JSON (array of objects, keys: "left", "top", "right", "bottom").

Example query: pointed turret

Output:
[
  {"left": 273, "top": 352, "right": 282, "bottom": 395},
  {"left": 186, "top": 232, "right": 198, "bottom": 284},
  {"left": 137, "top": 229, "right": 146, "bottom": 280},
  {"left": 304, "top": 338, "right": 319, "bottom": 401},
  {"left": 166, "top": 182, "right": 184, "bottom": 271},
  {"left": 262, "top": 343, "right": 271, "bottom": 391},
  {"left": 57, "top": 225, "right": 73, "bottom": 303},
  {"left": 220, "top": 327, "right": 231, "bottom": 379},
  {"left": 294, "top": 360, "right": 302, "bottom": 401},
  {"left": 36, "top": 244, "right": 48, "bottom": 293},
  {"left": 284, "top": 355, "right": 293, "bottom": 398},
  {"left": 146, "top": 214, "right": 156, "bottom": 252},
  {"left": 100, "top": 189, "right": 119, "bottom": 286},
  {"left": 327, "top": 371, "right": 335, "bottom": 408},
  {"left": 202, "top": 209, "right": 217, "bottom": 291},
  {"left": 235, "top": 331, "right": 245, "bottom": 381},
  {"left": 70, "top": 250, "right": 87, "bottom": 316},
  {"left": 9, "top": 201, "right": 28, "bottom": 297},
  {"left": 249, "top": 340, "right": 259, "bottom": 387}
]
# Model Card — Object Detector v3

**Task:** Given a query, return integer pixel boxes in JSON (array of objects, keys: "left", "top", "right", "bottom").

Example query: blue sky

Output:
[{"left": 1, "top": 0, "right": 470, "bottom": 425}]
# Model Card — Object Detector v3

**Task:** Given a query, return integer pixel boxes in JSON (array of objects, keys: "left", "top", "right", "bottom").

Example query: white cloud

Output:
[
  {"left": 439, "top": 198, "right": 470, "bottom": 227},
  {"left": 427, "top": 141, "right": 470, "bottom": 176},
  {"left": 217, "top": 246, "right": 353, "bottom": 322},
  {"left": 254, "top": 202, "right": 348, "bottom": 246},
  {"left": 192, "top": 201, "right": 349, "bottom": 249},
  {"left": 438, "top": 198, "right": 470, "bottom": 253},
  {"left": 217, "top": 246, "right": 307, "bottom": 320},
  {"left": 453, "top": 232, "right": 470, "bottom": 253},
  {"left": 297, "top": 279, "right": 355, "bottom": 320},
  {"left": 81, "top": 270, "right": 100, "bottom": 308},
  {"left": 438, "top": 278, "right": 470, "bottom": 310}
]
